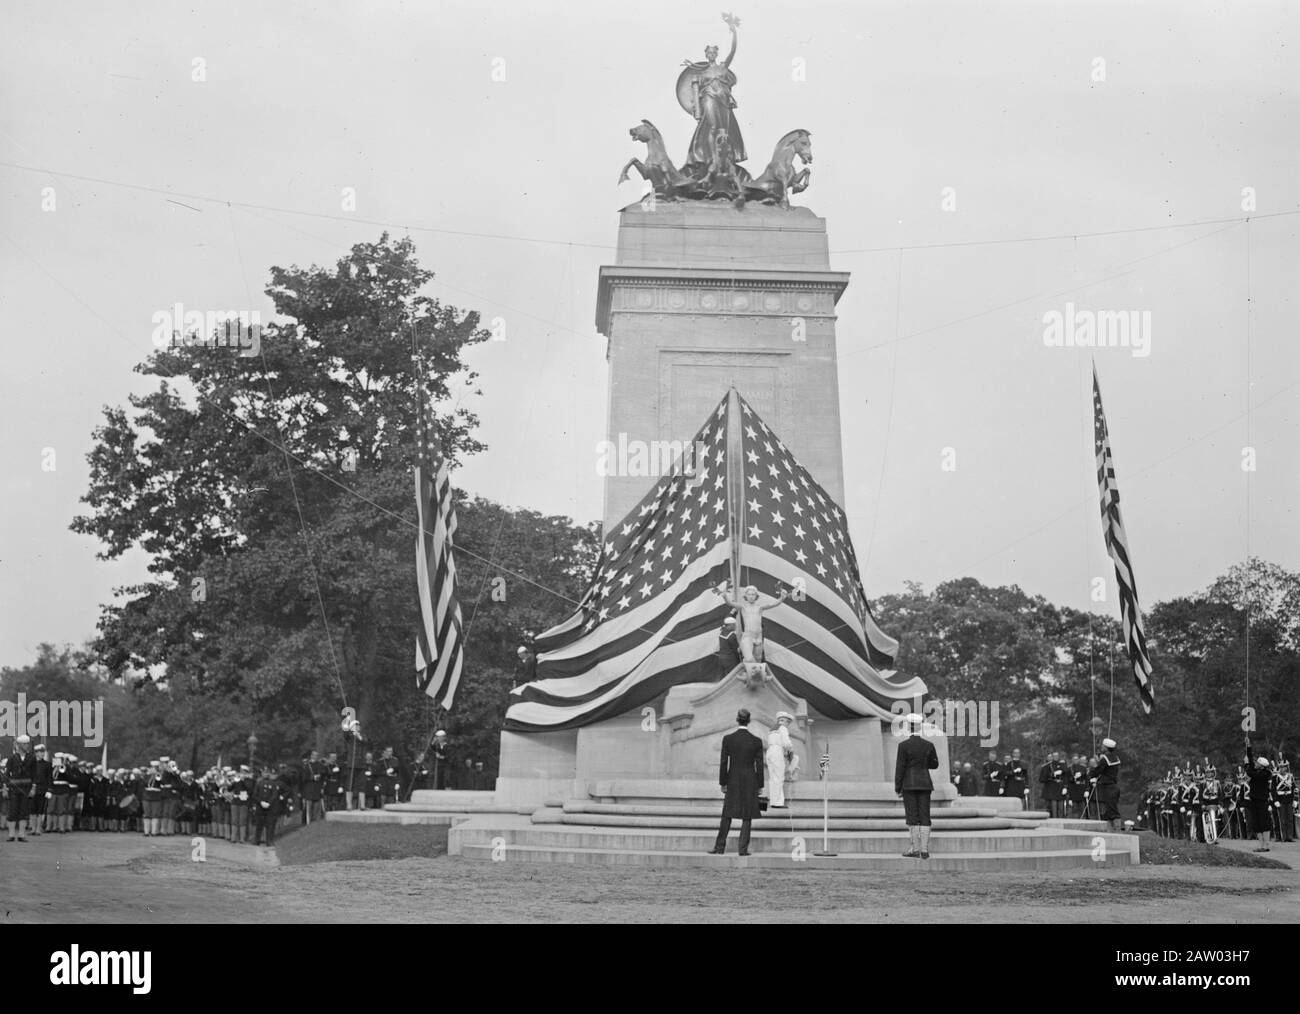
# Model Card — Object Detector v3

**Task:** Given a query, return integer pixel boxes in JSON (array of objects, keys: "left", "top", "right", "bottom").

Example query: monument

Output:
[
  {"left": 492, "top": 11, "right": 940, "bottom": 807},
  {"left": 426, "top": 16, "right": 1133, "bottom": 868}
]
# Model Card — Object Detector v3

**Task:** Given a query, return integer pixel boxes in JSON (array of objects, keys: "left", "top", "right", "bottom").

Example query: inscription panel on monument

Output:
[{"left": 659, "top": 351, "right": 791, "bottom": 446}]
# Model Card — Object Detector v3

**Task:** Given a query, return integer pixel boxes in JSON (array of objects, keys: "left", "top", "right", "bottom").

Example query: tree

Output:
[{"left": 72, "top": 234, "right": 491, "bottom": 759}]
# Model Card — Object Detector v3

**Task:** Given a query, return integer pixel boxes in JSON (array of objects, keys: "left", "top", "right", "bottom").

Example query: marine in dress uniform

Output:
[
  {"left": 1271, "top": 763, "right": 1295, "bottom": 843},
  {"left": 229, "top": 765, "right": 255, "bottom": 844},
  {"left": 895, "top": 714, "right": 940, "bottom": 859},
  {"left": 1181, "top": 771, "right": 1203, "bottom": 843},
  {"left": 142, "top": 761, "right": 165, "bottom": 837},
  {"left": 956, "top": 762, "right": 980, "bottom": 797},
  {"left": 1164, "top": 780, "right": 1185, "bottom": 837},
  {"left": 66, "top": 757, "right": 87, "bottom": 830},
  {"left": 1201, "top": 767, "right": 1222, "bottom": 844},
  {"left": 160, "top": 757, "right": 181, "bottom": 835},
  {"left": 708, "top": 708, "right": 765, "bottom": 856},
  {"left": 178, "top": 771, "right": 201, "bottom": 835}
]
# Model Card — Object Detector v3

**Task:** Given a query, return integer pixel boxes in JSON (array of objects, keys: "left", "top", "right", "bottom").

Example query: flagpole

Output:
[
  {"left": 813, "top": 737, "right": 836, "bottom": 857},
  {"left": 726, "top": 387, "right": 742, "bottom": 593}
]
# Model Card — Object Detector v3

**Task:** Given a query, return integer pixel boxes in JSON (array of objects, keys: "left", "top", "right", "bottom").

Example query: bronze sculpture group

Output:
[{"left": 617, "top": 13, "right": 813, "bottom": 210}]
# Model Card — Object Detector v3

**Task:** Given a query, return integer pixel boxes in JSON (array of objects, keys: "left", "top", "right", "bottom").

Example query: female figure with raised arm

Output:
[{"left": 678, "top": 13, "right": 746, "bottom": 170}]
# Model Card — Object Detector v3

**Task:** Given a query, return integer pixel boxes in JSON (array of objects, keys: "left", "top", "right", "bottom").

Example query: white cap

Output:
[
  {"left": 775, "top": 710, "right": 794, "bottom": 724},
  {"left": 434, "top": 730, "right": 447, "bottom": 738},
  {"left": 16, "top": 734, "right": 31, "bottom": 744},
  {"left": 1102, "top": 738, "right": 1117, "bottom": 749},
  {"left": 904, "top": 713, "right": 924, "bottom": 725}
]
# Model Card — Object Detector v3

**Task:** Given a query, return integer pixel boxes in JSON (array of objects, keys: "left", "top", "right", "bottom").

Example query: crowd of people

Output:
[
  {"left": 1, "top": 729, "right": 490, "bottom": 846},
  {"left": 1136, "top": 738, "right": 1296, "bottom": 852},
  {"left": 949, "top": 744, "right": 1124, "bottom": 825}
]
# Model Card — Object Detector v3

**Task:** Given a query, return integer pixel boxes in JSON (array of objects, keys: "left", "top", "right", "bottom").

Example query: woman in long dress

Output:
[
  {"left": 765, "top": 731, "right": 787, "bottom": 808},
  {"left": 681, "top": 14, "right": 746, "bottom": 170}
]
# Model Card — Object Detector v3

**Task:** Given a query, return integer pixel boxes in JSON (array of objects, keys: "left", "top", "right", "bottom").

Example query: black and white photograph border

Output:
[{"left": 1, "top": 0, "right": 1298, "bottom": 945}]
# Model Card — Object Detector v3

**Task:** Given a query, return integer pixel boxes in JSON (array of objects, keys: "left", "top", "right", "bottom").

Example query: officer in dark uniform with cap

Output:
[
  {"left": 253, "top": 766, "right": 282, "bottom": 846},
  {"left": 1068, "top": 754, "right": 1089, "bottom": 818},
  {"left": 982, "top": 749, "right": 1004, "bottom": 797},
  {"left": 324, "top": 752, "right": 344, "bottom": 812},
  {"left": 301, "top": 751, "right": 326, "bottom": 824},
  {"left": 1004, "top": 748, "right": 1029, "bottom": 810}
]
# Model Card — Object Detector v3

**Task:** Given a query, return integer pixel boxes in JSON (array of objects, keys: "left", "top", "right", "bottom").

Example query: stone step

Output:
[
  {"left": 563, "top": 801, "right": 1005, "bottom": 820},
  {"left": 325, "top": 810, "right": 471, "bottom": 826},
  {"left": 586, "top": 779, "right": 961, "bottom": 806},
  {"left": 458, "top": 842, "right": 1131, "bottom": 871},
  {"left": 554, "top": 811, "right": 1018, "bottom": 832},
  {"left": 454, "top": 825, "right": 1102, "bottom": 854},
  {"left": 408, "top": 790, "right": 498, "bottom": 807}
]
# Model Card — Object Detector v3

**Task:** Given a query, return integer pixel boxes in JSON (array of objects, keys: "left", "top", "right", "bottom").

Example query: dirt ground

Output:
[{"left": 2, "top": 831, "right": 1297, "bottom": 923}]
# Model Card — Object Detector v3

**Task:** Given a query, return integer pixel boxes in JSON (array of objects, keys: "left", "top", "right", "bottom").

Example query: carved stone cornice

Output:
[{"left": 595, "top": 266, "right": 849, "bottom": 336}]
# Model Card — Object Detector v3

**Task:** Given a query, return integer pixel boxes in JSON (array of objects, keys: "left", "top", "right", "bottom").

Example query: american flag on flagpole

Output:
[
  {"left": 414, "top": 370, "right": 465, "bottom": 709},
  {"left": 1092, "top": 363, "right": 1154, "bottom": 713},
  {"left": 505, "top": 390, "right": 923, "bottom": 730}
]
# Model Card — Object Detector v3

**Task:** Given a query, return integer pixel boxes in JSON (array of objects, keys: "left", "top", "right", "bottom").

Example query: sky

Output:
[{"left": 1, "top": 0, "right": 1297, "bottom": 669}]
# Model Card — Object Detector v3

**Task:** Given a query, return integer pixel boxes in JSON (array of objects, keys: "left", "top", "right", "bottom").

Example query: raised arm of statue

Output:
[
  {"left": 721, "top": 12, "right": 740, "bottom": 67},
  {"left": 760, "top": 587, "right": 789, "bottom": 611}
]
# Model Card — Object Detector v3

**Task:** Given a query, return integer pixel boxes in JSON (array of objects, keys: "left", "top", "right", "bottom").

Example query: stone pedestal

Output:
[
  {"left": 596, "top": 202, "right": 850, "bottom": 529},
  {"left": 495, "top": 665, "right": 951, "bottom": 808}
]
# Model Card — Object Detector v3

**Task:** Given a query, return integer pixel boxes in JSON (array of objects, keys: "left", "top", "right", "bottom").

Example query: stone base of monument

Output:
[
  {"left": 401, "top": 667, "right": 1137, "bottom": 870},
  {"left": 324, "top": 790, "right": 529, "bottom": 826},
  {"left": 446, "top": 817, "right": 1137, "bottom": 870}
]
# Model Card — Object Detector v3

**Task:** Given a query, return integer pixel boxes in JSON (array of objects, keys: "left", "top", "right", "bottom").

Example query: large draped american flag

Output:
[
  {"left": 504, "top": 391, "right": 924, "bottom": 731},
  {"left": 413, "top": 379, "right": 464, "bottom": 709},
  {"left": 733, "top": 393, "right": 922, "bottom": 719},
  {"left": 1093, "top": 364, "right": 1154, "bottom": 713}
]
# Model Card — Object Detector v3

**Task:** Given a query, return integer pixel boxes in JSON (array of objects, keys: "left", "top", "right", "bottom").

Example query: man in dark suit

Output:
[
  {"left": 894, "top": 713, "right": 939, "bottom": 859},
  {"left": 708, "top": 708, "right": 765, "bottom": 856}
]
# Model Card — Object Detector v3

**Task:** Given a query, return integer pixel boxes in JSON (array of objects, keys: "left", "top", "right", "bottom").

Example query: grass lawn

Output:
[
  {"left": 1136, "top": 831, "right": 1290, "bottom": 869},
  {"left": 275, "top": 822, "right": 450, "bottom": 865}
]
